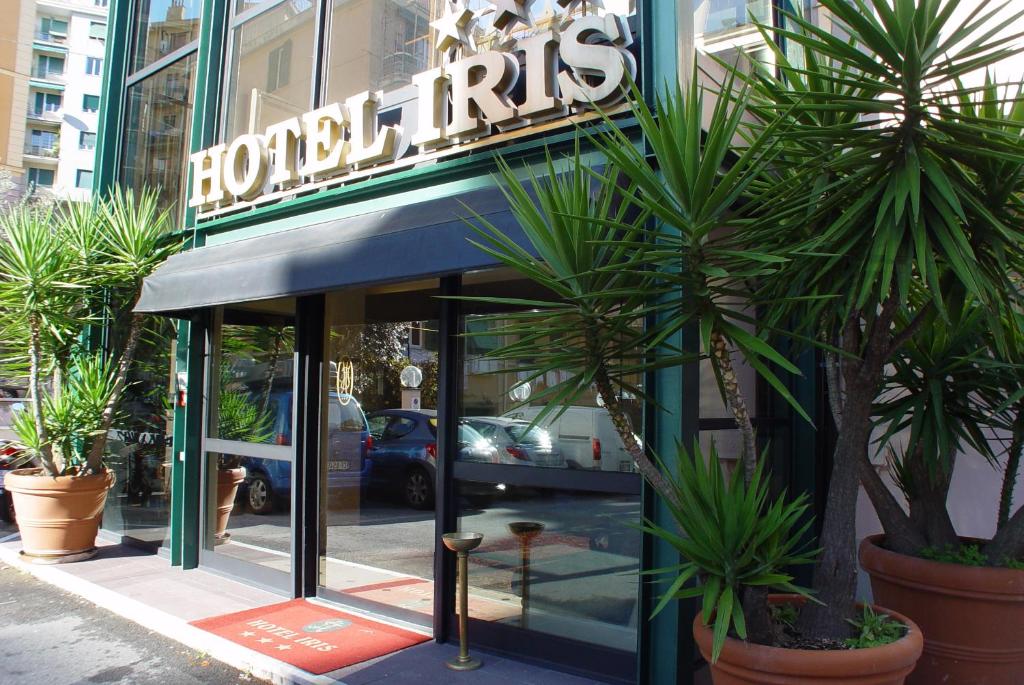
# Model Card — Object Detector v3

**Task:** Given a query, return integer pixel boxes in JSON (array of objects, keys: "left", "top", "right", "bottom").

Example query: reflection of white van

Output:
[{"left": 502, "top": 406, "right": 640, "bottom": 472}]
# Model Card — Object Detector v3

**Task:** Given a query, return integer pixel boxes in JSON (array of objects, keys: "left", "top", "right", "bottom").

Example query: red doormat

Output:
[{"left": 190, "top": 599, "right": 429, "bottom": 674}]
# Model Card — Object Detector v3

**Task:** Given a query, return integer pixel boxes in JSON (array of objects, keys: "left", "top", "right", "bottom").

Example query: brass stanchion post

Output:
[{"left": 443, "top": 532, "right": 483, "bottom": 671}]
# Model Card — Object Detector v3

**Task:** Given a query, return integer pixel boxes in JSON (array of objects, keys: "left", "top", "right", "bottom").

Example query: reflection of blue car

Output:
[
  {"left": 242, "top": 392, "right": 371, "bottom": 514},
  {"left": 366, "top": 409, "right": 498, "bottom": 510}
]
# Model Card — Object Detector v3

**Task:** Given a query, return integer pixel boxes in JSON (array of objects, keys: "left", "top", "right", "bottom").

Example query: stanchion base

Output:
[{"left": 446, "top": 656, "right": 483, "bottom": 671}]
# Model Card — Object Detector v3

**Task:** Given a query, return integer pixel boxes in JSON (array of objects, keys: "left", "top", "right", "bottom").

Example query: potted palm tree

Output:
[
  {"left": 860, "top": 290, "right": 1024, "bottom": 684},
  {"left": 0, "top": 188, "right": 180, "bottom": 561},
  {"left": 459, "top": 0, "right": 1021, "bottom": 680}
]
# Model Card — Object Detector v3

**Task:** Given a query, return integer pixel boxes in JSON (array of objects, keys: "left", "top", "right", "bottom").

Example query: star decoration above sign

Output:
[
  {"left": 557, "top": 0, "right": 605, "bottom": 13},
  {"left": 431, "top": 0, "right": 478, "bottom": 54},
  {"left": 491, "top": 0, "right": 535, "bottom": 30}
]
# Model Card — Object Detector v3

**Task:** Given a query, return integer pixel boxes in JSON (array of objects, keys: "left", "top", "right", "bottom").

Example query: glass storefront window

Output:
[
  {"left": 454, "top": 268, "right": 642, "bottom": 658},
  {"left": 121, "top": 53, "right": 197, "bottom": 226},
  {"left": 322, "top": 0, "right": 637, "bottom": 106},
  {"left": 130, "top": 0, "right": 202, "bottom": 73},
  {"left": 203, "top": 301, "right": 296, "bottom": 584},
  {"left": 696, "top": 0, "right": 772, "bottom": 37},
  {"left": 317, "top": 281, "right": 440, "bottom": 626},
  {"left": 221, "top": 0, "right": 316, "bottom": 141},
  {"left": 102, "top": 318, "right": 177, "bottom": 548},
  {"left": 456, "top": 482, "right": 640, "bottom": 651}
]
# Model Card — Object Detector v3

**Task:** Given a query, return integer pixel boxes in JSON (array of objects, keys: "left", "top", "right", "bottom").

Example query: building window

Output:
[
  {"left": 86, "top": 57, "right": 103, "bottom": 76},
  {"left": 130, "top": 0, "right": 201, "bottom": 73},
  {"left": 27, "top": 168, "right": 55, "bottom": 188},
  {"left": 222, "top": 1, "right": 315, "bottom": 140},
  {"left": 95, "top": 0, "right": 109, "bottom": 7},
  {"left": 89, "top": 22, "right": 107, "bottom": 41},
  {"left": 76, "top": 170, "right": 94, "bottom": 189},
  {"left": 28, "top": 129, "right": 58, "bottom": 156},
  {"left": 38, "top": 17, "right": 68, "bottom": 41},
  {"left": 34, "top": 55, "right": 65, "bottom": 78},
  {"left": 80, "top": 132, "right": 97, "bottom": 150},
  {"left": 266, "top": 40, "right": 292, "bottom": 92},
  {"left": 33, "top": 91, "right": 62, "bottom": 114},
  {"left": 121, "top": 53, "right": 197, "bottom": 226},
  {"left": 82, "top": 94, "right": 100, "bottom": 112}
]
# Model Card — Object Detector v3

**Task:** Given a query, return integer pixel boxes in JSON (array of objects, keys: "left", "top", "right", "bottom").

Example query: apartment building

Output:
[{"left": 2, "top": 0, "right": 108, "bottom": 202}]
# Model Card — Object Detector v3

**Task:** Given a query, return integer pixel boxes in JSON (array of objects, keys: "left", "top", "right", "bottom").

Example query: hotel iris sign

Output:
[{"left": 189, "top": 0, "right": 637, "bottom": 217}]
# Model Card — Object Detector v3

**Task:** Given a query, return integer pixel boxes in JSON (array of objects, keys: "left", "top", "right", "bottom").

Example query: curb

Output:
[{"left": 0, "top": 538, "right": 341, "bottom": 685}]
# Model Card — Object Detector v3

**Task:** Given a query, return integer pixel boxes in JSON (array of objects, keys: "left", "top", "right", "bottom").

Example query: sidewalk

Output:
[{"left": 0, "top": 533, "right": 607, "bottom": 685}]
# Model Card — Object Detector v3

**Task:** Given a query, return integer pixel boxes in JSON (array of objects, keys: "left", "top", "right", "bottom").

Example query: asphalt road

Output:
[{"left": 0, "top": 561, "right": 264, "bottom": 685}]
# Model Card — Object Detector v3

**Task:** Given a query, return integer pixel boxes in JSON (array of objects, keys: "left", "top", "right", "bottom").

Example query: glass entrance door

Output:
[
  {"left": 200, "top": 301, "right": 296, "bottom": 593},
  {"left": 316, "top": 281, "right": 440, "bottom": 628}
]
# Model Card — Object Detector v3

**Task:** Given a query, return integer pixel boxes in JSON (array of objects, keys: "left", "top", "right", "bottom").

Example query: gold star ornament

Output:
[
  {"left": 431, "top": 1, "right": 478, "bottom": 53},
  {"left": 491, "top": 0, "right": 535, "bottom": 30}
]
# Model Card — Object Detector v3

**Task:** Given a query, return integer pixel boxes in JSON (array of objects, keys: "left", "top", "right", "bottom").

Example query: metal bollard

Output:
[{"left": 442, "top": 532, "right": 484, "bottom": 671}]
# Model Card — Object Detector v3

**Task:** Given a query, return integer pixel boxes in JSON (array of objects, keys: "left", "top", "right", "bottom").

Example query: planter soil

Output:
[
  {"left": 860, "top": 534, "right": 1024, "bottom": 685},
  {"left": 6, "top": 468, "right": 114, "bottom": 559},
  {"left": 693, "top": 595, "right": 922, "bottom": 685}
]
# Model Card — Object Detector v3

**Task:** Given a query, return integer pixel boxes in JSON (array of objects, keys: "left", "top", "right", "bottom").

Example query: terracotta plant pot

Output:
[
  {"left": 860, "top": 534, "right": 1024, "bottom": 685},
  {"left": 6, "top": 468, "right": 114, "bottom": 560},
  {"left": 214, "top": 467, "right": 245, "bottom": 538},
  {"left": 693, "top": 594, "right": 923, "bottom": 685}
]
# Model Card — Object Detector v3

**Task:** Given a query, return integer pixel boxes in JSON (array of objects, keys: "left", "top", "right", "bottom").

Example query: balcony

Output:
[
  {"left": 26, "top": 108, "right": 62, "bottom": 123},
  {"left": 24, "top": 144, "right": 59, "bottom": 160},
  {"left": 35, "top": 31, "right": 67, "bottom": 44},
  {"left": 32, "top": 66, "right": 65, "bottom": 81}
]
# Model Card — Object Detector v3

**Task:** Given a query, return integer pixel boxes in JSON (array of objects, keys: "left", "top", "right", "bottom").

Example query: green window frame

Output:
[
  {"left": 27, "top": 168, "right": 55, "bottom": 188},
  {"left": 83, "top": 94, "right": 100, "bottom": 112}
]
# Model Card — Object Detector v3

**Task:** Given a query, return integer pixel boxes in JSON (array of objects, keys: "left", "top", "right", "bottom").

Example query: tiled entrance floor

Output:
[{"left": 0, "top": 535, "right": 610, "bottom": 684}]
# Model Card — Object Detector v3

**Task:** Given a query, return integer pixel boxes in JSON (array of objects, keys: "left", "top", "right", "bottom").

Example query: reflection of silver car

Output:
[{"left": 463, "top": 417, "right": 564, "bottom": 468}]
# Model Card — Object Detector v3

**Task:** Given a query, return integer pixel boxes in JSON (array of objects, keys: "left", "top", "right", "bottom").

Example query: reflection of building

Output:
[
  {"left": 138, "top": 0, "right": 201, "bottom": 67},
  {"left": 0, "top": 0, "right": 109, "bottom": 202},
  {"left": 227, "top": 0, "right": 436, "bottom": 138}
]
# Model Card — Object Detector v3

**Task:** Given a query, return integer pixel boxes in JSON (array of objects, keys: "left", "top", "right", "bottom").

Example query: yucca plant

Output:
[
  {"left": 459, "top": 86, "right": 816, "bottom": 648},
  {"left": 737, "top": 0, "right": 1024, "bottom": 636},
  {"left": 0, "top": 204, "right": 90, "bottom": 475},
  {"left": 0, "top": 186, "right": 181, "bottom": 476},
  {"left": 644, "top": 442, "right": 815, "bottom": 662},
  {"left": 463, "top": 0, "right": 1024, "bottom": 645},
  {"left": 84, "top": 187, "right": 180, "bottom": 472}
]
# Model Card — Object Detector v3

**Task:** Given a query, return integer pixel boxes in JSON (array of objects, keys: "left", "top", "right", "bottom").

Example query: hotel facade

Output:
[{"left": 92, "top": 2, "right": 823, "bottom": 683}]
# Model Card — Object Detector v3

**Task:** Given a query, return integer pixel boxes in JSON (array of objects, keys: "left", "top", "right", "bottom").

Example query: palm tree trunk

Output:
[
  {"left": 587, "top": 341, "right": 679, "bottom": 509},
  {"left": 28, "top": 315, "right": 57, "bottom": 475},
  {"left": 998, "top": 413, "right": 1023, "bottom": 530},
  {"left": 86, "top": 312, "right": 145, "bottom": 472},
  {"left": 709, "top": 328, "right": 757, "bottom": 486}
]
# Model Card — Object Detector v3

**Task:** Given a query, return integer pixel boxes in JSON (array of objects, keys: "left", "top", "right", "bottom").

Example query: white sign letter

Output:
[
  {"left": 299, "top": 104, "right": 349, "bottom": 178},
  {"left": 345, "top": 91, "right": 401, "bottom": 168},
  {"left": 448, "top": 51, "right": 521, "bottom": 142},
  {"left": 188, "top": 144, "right": 227, "bottom": 209},
  {"left": 223, "top": 134, "right": 269, "bottom": 200},
  {"left": 264, "top": 117, "right": 302, "bottom": 187},
  {"left": 411, "top": 68, "right": 451, "bottom": 150},
  {"left": 517, "top": 30, "right": 564, "bottom": 120},
  {"left": 557, "top": 15, "right": 635, "bottom": 108}
]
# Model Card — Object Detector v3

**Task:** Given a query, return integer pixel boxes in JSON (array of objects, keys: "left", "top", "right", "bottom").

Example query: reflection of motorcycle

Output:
[{"left": 125, "top": 448, "right": 156, "bottom": 507}]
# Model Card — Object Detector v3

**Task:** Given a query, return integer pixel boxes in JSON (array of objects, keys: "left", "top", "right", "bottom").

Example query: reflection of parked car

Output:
[
  {"left": 242, "top": 392, "right": 371, "bottom": 514},
  {"left": 0, "top": 441, "right": 21, "bottom": 523},
  {"left": 366, "top": 409, "right": 498, "bottom": 509},
  {"left": 503, "top": 406, "right": 640, "bottom": 472},
  {"left": 462, "top": 417, "right": 564, "bottom": 468}
]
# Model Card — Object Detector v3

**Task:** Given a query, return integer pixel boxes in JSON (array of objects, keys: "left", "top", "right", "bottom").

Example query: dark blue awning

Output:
[{"left": 135, "top": 187, "right": 524, "bottom": 316}]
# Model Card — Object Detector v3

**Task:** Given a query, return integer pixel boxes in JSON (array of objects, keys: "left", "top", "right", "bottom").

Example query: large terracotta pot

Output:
[
  {"left": 214, "top": 467, "right": 245, "bottom": 538},
  {"left": 693, "top": 595, "right": 923, "bottom": 685},
  {"left": 860, "top": 534, "right": 1024, "bottom": 685},
  {"left": 6, "top": 468, "right": 114, "bottom": 560}
]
